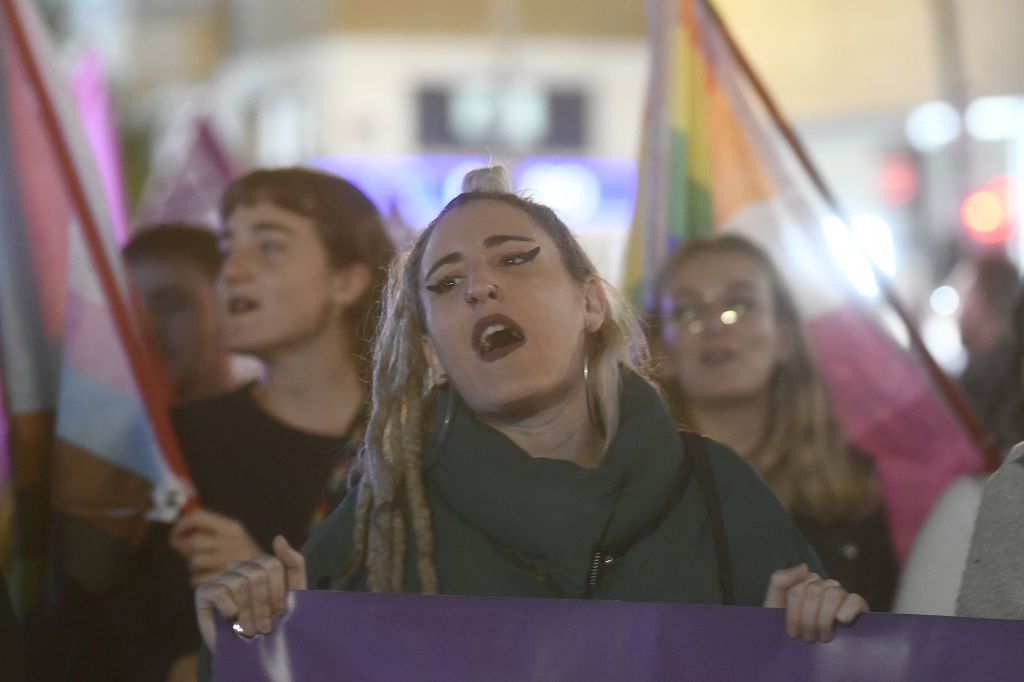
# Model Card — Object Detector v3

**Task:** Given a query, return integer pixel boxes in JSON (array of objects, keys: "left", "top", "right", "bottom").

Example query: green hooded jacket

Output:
[
  {"left": 304, "top": 373, "right": 823, "bottom": 604},
  {"left": 199, "top": 374, "right": 823, "bottom": 680}
]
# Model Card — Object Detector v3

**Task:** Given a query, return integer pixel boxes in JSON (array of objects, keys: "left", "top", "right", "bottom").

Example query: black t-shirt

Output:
[{"left": 173, "top": 384, "right": 356, "bottom": 550}]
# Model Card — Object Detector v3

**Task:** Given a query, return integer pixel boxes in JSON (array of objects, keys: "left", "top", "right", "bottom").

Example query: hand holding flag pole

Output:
[{"left": 0, "top": 0, "right": 197, "bottom": 517}]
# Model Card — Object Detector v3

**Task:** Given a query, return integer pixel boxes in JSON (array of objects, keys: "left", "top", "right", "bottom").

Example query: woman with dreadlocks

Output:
[{"left": 193, "top": 167, "right": 867, "bottom": 672}]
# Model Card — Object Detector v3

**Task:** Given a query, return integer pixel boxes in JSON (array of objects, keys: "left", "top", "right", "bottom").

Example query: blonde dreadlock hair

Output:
[
  {"left": 334, "top": 166, "right": 653, "bottom": 593},
  {"left": 656, "top": 234, "right": 879, "bottom": 523}
]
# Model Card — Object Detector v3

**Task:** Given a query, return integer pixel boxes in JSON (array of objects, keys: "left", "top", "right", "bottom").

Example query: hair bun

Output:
[{"left": 461, "top": 166, "right": 513, "bottom": 194}]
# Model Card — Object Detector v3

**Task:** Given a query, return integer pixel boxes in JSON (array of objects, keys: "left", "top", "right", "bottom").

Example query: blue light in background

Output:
[{"left": 307, "top": 154, "right": 637, "bottom": 234}]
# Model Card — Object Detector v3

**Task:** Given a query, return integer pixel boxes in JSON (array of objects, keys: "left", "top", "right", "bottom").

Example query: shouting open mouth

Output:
[
  {"left": 472, "top": 313, "right": 526, "bottom": 362},
  {"left": 226, "top": 294, "right": 260, "bottom": 315}
]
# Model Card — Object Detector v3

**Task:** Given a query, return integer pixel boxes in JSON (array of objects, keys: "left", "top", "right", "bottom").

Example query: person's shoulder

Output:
[
  {"left": 986, "top": 442, "right": 1024, "bottom": 487},
  {"left": 978, "top": 442, "right": 1024, "bottom": 503},
  {"left": 1007, "top": 442, "right": 1024, "bottom": 468},
  {"left": 684, "top": 433, "right": 761, "bottom": 488},
  {"left": 680, "top": 431, "right": 787, "bottom": 514},
  {"left": 172, "top": 383, "right": 256, "bottom": 424},
  {"left": 678, "top": 432, "right": 825, "bottom": 591},
  {"left": 170, "top": 384, "right": 261, "bottom": 464},
  {"left": 935, "top": 474, "right": 988, "bottom": 511}
]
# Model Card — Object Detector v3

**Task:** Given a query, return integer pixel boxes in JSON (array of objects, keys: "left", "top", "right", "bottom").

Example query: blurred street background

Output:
[{"left": 35, "top": 0, "right": 1024, "bottom": 370}]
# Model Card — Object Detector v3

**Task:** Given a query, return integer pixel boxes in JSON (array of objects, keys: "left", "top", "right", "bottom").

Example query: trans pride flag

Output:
[
  {"left": 625, "top": 0, "right": 988, "bottom": 560},
  {"left": 71, "top": 50, "right": 130, "bottom": 246},
  {"left": 0, "top": 0, "right": 192, "bottom": 611}
]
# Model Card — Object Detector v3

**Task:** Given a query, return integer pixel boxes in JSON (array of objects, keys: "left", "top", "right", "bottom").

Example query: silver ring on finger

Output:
[{"left": 232, "top": 620, "right": 264, "bottom": 640}]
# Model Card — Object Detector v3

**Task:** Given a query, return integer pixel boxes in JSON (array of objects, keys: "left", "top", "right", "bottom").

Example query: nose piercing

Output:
[{"left": 464, "top": 283, "right": 500, "bottom": 303}]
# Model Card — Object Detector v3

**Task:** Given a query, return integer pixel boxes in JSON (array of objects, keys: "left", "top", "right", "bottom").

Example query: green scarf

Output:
[{"left": 425, "top": 372, "right": 684, "bottom": 595}]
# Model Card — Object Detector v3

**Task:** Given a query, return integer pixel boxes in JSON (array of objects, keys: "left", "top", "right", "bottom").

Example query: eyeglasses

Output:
[{"left": 665, "top": 298, "right": 759, "bottom": 335}]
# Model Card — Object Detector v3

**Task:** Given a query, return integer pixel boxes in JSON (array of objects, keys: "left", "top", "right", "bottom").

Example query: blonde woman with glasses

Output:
[{"left": 656, "top": 234, "right": 897, "bottom": 611}]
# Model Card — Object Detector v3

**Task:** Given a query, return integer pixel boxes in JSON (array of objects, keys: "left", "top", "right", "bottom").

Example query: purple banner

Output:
[{"left": 215, "top": 591, "right": 1024, "bottom": 681}]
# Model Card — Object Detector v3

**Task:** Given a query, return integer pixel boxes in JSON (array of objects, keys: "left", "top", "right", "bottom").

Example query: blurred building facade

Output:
[{"left": 43, "top": 0, "right": 1024, "bottom": 350}]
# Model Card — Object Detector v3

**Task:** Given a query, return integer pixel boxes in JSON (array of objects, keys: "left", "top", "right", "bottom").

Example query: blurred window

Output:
[{"left": 417, "top": 84, "right": 587, "bottom": 152}]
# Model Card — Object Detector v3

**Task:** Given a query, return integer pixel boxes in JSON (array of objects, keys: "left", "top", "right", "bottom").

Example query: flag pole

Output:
[
  {"left": 0, "top": 0, "right": 198, "bottom": 503},
  {"left": 698, "top": 0, "right": 1000, "bottom": 470}
]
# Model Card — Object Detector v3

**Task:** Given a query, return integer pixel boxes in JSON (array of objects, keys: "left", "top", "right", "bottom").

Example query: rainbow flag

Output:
[
  {"left": 625, "top": 0, "right": 987, "bottom": 560},
  {"left": 0, "top": 0, "right": 192, "bottom": 612}
]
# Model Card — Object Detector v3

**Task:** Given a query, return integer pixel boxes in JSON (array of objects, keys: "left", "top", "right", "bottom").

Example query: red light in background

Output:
[
  {"left": 985, "top": 174, "right": 1015, "bottom": 211},
  {"left": 961, "top": 191, "right": 1005, "bottom": 241},
  {"left": 877, "top": 152, "right": 919, "bottom": 205},
  {"left": 961, "top": 174, "right": 1016, "bottom": 244}
]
